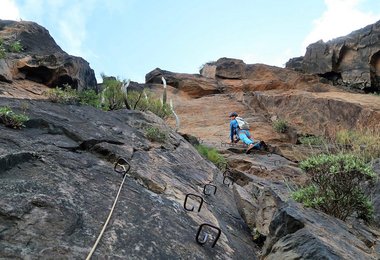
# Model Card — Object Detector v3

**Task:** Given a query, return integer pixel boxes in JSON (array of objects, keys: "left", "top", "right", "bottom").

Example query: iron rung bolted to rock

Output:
[
  {"left": 114, "top": 157, "right": 131, "bottom": 176},
  {"left": 203, "top": 183, "right": 217, "bottom": 195},
  {"left": 196, "top": 223, "right": 221, "bottom": 248},
  {"left": 184, "top": 193, "right": 204, "bottom": 212},
  {"left": 223, "top": 176, "right": 234, "bottom": 187}
]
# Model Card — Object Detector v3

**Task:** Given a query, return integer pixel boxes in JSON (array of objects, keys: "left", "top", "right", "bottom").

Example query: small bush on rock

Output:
[
  {"left": 292, "top": 153, "right": 375, "bottom": 222},
  {"left": 196, "top": 144, "right": 227, "bottom": 171},
  {"left": 272, "top": 119, "right": 288, "bottom": 133},
  {"left": 0, "top": 106, "right": 29, "bottom": 129},
  {"left": 9, "top": 40, "right": 23, "bottom": 53},
  {"left": 145, "top": 126, "right": 167, "bottom": 143},
  {"left": 46, "top": 85, "right": 100, "bottom": 107}
]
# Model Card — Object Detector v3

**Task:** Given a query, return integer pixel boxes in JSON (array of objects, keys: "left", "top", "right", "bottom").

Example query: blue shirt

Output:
[{"left": 230, "top": 119, "right": 239, "bottom": 142}]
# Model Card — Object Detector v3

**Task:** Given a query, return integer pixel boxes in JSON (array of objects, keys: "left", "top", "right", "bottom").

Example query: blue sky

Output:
[{"left": 2, "top": 0, "right": 380, "bottom": 83}]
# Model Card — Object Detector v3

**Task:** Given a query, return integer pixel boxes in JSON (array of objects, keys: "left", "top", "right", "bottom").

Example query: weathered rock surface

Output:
[
  {"left": 145, "top": 68, "right": 220, "bottom": 98},
  {"left": 233, "top": 175, "right": 380, "bottom": 259},
  {"left": 0, "top": 19, "right": 97, "bottom": 91},
  {"left": 286, "top": 19, "right": 380, "bottom": 91},
  {"left": 0, "top": 97, "right": 258, "bottom": 259}
]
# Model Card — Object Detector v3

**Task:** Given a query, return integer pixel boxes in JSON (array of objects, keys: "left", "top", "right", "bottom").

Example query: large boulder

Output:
[
  {"left": 145, "top": 68, "right": 220, "bottom": 98},
  {"left": 0, "top": 19, "right": 97, "bottom": 91},
  {"left": 286, "top": 19, "right": 380, "bottom": 91}
]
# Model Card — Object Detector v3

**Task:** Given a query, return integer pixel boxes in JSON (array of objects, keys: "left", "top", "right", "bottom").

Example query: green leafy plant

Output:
[
  {"left": 45, "top": 85, "right": 101, "bottom": 107},
  {"left": 78, "top": 89, "right": 101, "bottom": 107},
  {"left": 0, "top": 106, "right": 29, "bottom": 129},
  {"left": 272, "top": 119, "right": 288, "bottom": 133},
  {"left": 101, "top": 76, "right": 127, "bottom": 110},
  {"left": 196, "top": 144, "right": 227, "bottom": 171},
  {"left": 9, "top": 40, "right": 23, "bottom": 53},
  {"left": 126, "top": 89, "right": 172, "bottom": 119},
  {"left": 45, "top": 85, "right": 80, "bottom": 104},
  {"left": 145, "top": 126, "right": 167, "bottom": 143},
  {"left": 292, "top": 153, "right": 375, "bottom": 222}
]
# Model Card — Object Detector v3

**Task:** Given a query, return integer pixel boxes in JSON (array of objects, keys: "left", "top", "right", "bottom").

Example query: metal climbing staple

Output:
[
  {"left": 114, "top": 157, "right": 131, "bottom": 175},
  {"left": 273, "top": 160, "right": 282, "bottom": 166},
  {"left": 195, "top": 223, "right": 221, "bottom": 248},
  {"left": 184, "top": 193, "right": 204, "bottom": 212},
  {"left": 223, "top": 176, "right": 234, "bottom": 187},
  {"left": 203, "top": 183, "right": 217, "bottom": 195}
]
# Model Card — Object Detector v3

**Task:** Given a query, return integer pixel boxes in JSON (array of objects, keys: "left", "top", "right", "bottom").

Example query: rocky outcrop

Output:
[
  {"left": 0, "top": 19, "right": 97, "bottom": 91},
  {"left": 145, "top": 68, "right": 220, "bottom": 98},
  {"left": 286, "top": 19, "right": 380, "bottom": 91},
  {"left": 233, "top": 175, "right": 380, "bottom": 259},
  {"left": 0, "top": 97, "right": 257, "bottom": 259},
  {"left": 200, "top": 58, "right": 246, "bottom": 79}
]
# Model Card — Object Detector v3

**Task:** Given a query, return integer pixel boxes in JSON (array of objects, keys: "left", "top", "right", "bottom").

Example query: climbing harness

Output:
[{"left": 86, "top": 158, "right": 130, "bottom": 260}]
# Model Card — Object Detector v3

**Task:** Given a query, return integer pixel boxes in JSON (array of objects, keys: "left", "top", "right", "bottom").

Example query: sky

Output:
[{"left": 1, "top": 0, "right": 380, "bottom": 83}]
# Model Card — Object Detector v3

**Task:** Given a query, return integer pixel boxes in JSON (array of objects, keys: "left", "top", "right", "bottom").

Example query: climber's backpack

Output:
[{"left": 236, "top": 116, "right": 250, "bottom": 130}]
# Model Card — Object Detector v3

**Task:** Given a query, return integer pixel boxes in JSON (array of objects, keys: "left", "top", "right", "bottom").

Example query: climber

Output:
[{"left": 228, "top": 112, "right": 268, "bottom": 154}]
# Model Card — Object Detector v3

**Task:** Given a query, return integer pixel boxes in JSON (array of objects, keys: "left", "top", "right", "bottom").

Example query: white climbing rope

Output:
[{"left": 86, "top": 165, "right": 127, "bottom": 260}]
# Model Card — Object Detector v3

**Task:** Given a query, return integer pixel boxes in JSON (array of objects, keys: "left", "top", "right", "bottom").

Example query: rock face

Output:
[
  {"left": 0, "top": 97, "right": 257, "bottom": 259},
  {"left": 145, "top": 68, "right": 220, "bottom": 98},
  {"left": 233, "top": 175, "right": 380, "bottom": 260},
  {"left": 286, "top": 19, "right": 380, "bottom": 91},
  {"left": 0, "top": 19, "right": 97, "bottom": 91},
  {"left": 200, "top": 57, "right": 246, "bottom": 79}
]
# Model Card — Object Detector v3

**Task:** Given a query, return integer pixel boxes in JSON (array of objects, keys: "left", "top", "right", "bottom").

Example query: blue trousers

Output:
[{"left": 238, "top": 130, "right": 260, "bottom": 148}]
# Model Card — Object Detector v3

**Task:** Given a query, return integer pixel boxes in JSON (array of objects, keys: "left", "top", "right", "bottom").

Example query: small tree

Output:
[
  {"left": 292, "top": 153, "right": 375, "bottom": 222},
  {"left": 101, "top": 76, "right": 126, "bottom": 110}
]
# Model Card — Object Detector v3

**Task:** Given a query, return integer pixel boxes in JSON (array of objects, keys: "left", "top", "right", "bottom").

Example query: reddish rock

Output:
[{"left": 0, "top": 19, "right": 97, "bottom": 91}]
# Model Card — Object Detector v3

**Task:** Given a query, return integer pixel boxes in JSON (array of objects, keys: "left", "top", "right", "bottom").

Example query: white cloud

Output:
[
  {"left": 302, "top": 0, "right": 380, "bottom": 52},
  {"left": 0, "top": 0, "right": 20, "bottom": 20}
]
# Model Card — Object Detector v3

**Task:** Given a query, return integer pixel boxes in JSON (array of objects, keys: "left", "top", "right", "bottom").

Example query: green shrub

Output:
[
  {"left": 292, "top": 153, "right": 375, "bottom": 222},
  {"left": 145, "top": 126, "right": 167, "bottom": 143},
  {"left": 272, "top": 119, "right": 288, "bottom": 133},
  {"left": 46, "top": 85, "right": 80, "bottom": 104},
  {"left": 101, "top": 77, "right": 126, "bottom": 110},
  {"left": 79, "top": 89, "right": 101, "bottom": 108},
  {"left": 299, "top": 135, "right": 325, "bottom": 146},
  {"left": 45, "top": 85, "right": 100, "bottom": 107},
  {"left": 0, "top": 106, "right": 29, "bottom": 129},
  {"left": 196, "top": 144, "right": 227, "bottom": 171},
  {"left": 126, "top": 90, "right": 172, "bottom": 119},
  {"left": 9, "top": 40, "right": 23, "bottom": 53}
]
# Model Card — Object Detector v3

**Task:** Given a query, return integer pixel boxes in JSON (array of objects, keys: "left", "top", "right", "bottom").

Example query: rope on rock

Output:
[{"left": 86, "top": 160, "right": 130, "bottom": 260}]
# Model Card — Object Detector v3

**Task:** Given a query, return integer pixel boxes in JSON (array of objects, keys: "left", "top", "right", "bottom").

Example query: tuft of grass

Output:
[
  {"left": 45, "top": 85, "right": 101, "bottom": 107},
  {"left": 272, "top": 119, "right": 288, "bottom": 133},
  {"left": 333, "top": 129, "right": 380, "bottom": 162},
  {"left": 196, "top": 144, "right": 227, "bottom": 171},
  {"left": 145, "top": 126, "right": 167, "bottom": 143},
  {"left": 0, "top": 106, "right": 29, "bottom": 129}
]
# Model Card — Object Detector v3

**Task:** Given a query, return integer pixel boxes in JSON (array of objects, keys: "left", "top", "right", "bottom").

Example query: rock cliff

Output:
[
  {"left": 1, "top": 18, "right": 380, "bottom": 259},
  {"left": 0, "top": 19, "right": 97, "bottom": 91},
  {"left": 286, "top": 19, "right": 380, "bottom": 92}
]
